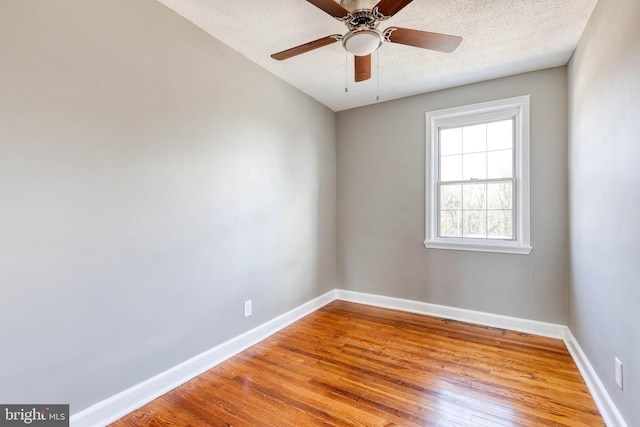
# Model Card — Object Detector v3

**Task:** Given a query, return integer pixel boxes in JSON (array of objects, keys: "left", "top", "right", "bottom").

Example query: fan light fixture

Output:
[{"left": 342, "top": 28, "right": 383, "bottom": 56}]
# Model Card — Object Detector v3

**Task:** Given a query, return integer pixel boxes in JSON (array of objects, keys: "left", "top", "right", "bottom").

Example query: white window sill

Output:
[{"left": 424, "top": 240, "right": 533, "bottom": 255}]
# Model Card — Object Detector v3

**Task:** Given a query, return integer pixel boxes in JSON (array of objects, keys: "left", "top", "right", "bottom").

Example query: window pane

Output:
[
  {"left": 440, "top": 210, "right": 462, "bottom": 237},
  {"left": 463, "top": 124, "right": 486, "bottom": 153},
  {"left": 488, "top": 210, "right": 513, "bottom": 239},
  {"left": 463, "top": 210, "right": 486, "bottom": 238},
  {"left": 440, "top": 155, "right": 462, "bottom": 181},
  {"left": 440, "top": 184, "right": 462, "bottom": 210},
  {"left": 462, "top": 152, "right": 487, "bottom": 180},
  {"left": 463, "top": 183, "right": 486, "bottom": 210},
  {"left": 487, "top": 149, "right": 513, "bottom": 179},
  {"left": 487, "top": 119, "right": 513, "bottom": 151},
  {"left": 440, "top": 128, "right": 462, "bottom": 156},
  {"left": 487, "top": 182, "right": 512, "bottom": 209}
]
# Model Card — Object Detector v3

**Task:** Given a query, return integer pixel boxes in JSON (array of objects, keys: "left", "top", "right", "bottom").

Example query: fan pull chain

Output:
[
  {"left": 344, "top": 51, "right": 349, "bottom": 93},
  {"left": 376, "top": 51, "right": 380, "bottom": 101}
]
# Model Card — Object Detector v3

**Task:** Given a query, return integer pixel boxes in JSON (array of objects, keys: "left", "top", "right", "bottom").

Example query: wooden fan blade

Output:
[
  {"left": 354, "top": 54, "right": 371, "bottom": 82},
  {"left": 375, "top": 0, "right": 415, "bottom": 17},
  {"left": 387, "top": 27, "right": 462, "bottom": 53},
  {"left": 307, "top": 0, "right": 349, "bottom": 18},
  {"left": 271, "top": 36, "right": 339, "bottom": 61}
]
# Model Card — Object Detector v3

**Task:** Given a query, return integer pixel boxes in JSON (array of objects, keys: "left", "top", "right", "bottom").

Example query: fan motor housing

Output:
[
  {"left": 340, "top": 0, "right": 378, "bottom": 13},
  {"left": 341, "top": 0, "right": 380, "bottom": 30}
]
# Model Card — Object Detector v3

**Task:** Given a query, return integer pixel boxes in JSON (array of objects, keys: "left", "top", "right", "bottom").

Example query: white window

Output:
[{"left": 425, "top": 96, "right": 532, "bottom": 254}]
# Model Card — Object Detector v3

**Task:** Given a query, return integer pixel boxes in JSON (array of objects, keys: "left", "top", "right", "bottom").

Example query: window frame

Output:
[{"left": 424, "top": 96, "right": 532, "bottom": 255}]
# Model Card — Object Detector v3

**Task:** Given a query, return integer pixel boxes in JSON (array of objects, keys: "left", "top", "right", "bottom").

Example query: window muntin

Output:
[{"left": 425, "top": 96, "right": 531, "bottom": 255}]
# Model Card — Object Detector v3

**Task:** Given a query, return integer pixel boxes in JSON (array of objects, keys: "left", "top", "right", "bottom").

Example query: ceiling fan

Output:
[{"left": 271, "top": 0, "right": 462, "bottom": 82}]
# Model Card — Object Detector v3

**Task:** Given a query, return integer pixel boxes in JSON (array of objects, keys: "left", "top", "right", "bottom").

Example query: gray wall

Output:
[
  {"left": 0, "top": 0, "right": 335, "bottom": 413},
  {"left": 568, "top": 0, "right": 640, "bottom": 424},
  {"left": 336, "top": 68, "right": 568, "bottom": 324}
]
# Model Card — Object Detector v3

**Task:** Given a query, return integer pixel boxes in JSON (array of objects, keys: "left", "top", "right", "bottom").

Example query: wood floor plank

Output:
[
  {"left": 237, "top": 347, "right": 420, "bottom": 426},
  {"left": 111, "top": 301, "right": 604, "bottom": 426},
  {"left": 232, "top": 353, "right": 399, "bottom": 426}
]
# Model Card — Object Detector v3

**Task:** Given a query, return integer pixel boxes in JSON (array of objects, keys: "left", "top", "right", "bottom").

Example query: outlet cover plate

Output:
[
  {"left": 615, "top": 357, "right": 623, "bottom": 389},
  {"left": 244, "top": 300, "right": 252, "bottom": 318}
]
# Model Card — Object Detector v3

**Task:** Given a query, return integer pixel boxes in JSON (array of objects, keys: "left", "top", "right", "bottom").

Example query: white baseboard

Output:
[
  {"left": 564, "top": 329, "right": 628, "bottom": 427},
  {"left": 335, "top": 289, "right": 566, "bottom": 338},
  {"left": 71, "top": 288, "right": 626, "bottom": 427},
  {"left": 70, "top": 290, "right": 336, "bottom": 427}
]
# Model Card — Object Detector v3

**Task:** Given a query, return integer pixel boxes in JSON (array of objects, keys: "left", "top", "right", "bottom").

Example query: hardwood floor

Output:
[{"left": 111, "top": 301, "right": 604, "bottom": 426}]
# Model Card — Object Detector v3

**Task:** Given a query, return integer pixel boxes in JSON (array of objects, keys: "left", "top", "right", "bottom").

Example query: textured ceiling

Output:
[{"left": 156, "top": 0, "right": 597, "bottom": 111}]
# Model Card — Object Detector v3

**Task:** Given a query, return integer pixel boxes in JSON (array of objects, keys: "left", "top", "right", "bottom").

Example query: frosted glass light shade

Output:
[{"left": 342, "top": 29, "right": 382, "bottom": 56}]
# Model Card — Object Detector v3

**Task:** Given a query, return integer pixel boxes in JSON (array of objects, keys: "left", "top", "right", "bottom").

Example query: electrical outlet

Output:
[
  {"left": 615, "top": 357, "right": 623, "bottom": 390},
  {"left": 244, "top": 300, "right": 252, "bottom": 318}
]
